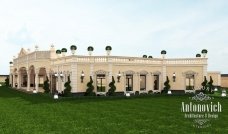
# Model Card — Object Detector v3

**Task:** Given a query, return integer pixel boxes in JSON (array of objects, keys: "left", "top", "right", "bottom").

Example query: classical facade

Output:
[{"left": 9, "top": 45, "right": 221, "bottom": 95}]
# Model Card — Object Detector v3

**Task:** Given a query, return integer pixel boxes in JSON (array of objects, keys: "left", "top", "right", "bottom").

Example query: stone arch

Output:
[
  {"left": 139, "top": 70, "right": 148, "bottom": 75},
  {"left": 95, "top": 70, "right": 108, "bottom": 75},
  {"left": 183, "top": 70, "right": 197, "bottom": 90},
  {"left": 19, "top": 67, "right": 27, "bottom": 88},
  {"left": 152, "top": 71, "right": 161, "bottom": 75},
  {"left": 183, "top": 70, "right": 198, "bottom": 76},
  {"left": 124, "top": 70, "right": 135, "bottom": 75}
]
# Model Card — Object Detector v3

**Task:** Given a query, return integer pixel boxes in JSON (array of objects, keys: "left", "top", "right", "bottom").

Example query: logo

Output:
[{"left": 181, "top": 92, "right": 222, "bottom": 128}]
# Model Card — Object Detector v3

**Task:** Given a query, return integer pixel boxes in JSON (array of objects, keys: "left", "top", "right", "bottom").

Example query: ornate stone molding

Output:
[
  {"left": 124, "top": 70, "right": 135, "bottom": 75},
  {"left": 95, "top": 70, "right": 107, "bottom": 75},
  {"left": 152, "top": 71, "right": 161, "bottom": 75},
  {"left": 140, "top": 70, "right": 148, "bottom": 75}
]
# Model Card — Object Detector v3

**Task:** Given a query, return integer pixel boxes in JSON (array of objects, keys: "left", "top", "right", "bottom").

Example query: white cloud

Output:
[{"left": 0, "top": 0, "right": 228, "bottom": 74}]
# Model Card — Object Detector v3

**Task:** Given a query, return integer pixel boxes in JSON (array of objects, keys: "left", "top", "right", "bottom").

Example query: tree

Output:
[
  {"left": 85, "top": 76, "right": 95, "bottom": 96},
  {"left": 64, "top": 76, "right": 72, "bottom": 96},
  {"left": 201, "top": 76, "right": 207, "bottom": 93},
  {"left": 43, "top": 76, "right": 50, "bottom": 93},
  {"left": 5, "top": 77, "right": 9, "bottom": 87},
  {"left": 107, "top": 76, "right": 116, "bottom": 96},
  {"left": 207, "top": 76, "right": 214, "bottom": 94},
  {"left": 162, "top": 76, "right": 170, "bottom": 94}
]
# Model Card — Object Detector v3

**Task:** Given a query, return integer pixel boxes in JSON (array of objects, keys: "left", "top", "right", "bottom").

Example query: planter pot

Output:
[
  {"left": 54, "top": 94, "right": 59, "bottom": 99},
  {"left": 126, "top": 93, "right": 130, "bottom": 97},
  {"left": 221, "top": 93, "right": 226, "bottom": 97},
  {"left": 167, "top": 90, "right": 172, "bottom": 94}
]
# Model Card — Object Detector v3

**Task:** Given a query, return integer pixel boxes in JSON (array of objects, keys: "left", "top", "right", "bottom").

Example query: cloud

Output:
[{"left": 0, "top": 0, "right": 228, "bottom": 74}]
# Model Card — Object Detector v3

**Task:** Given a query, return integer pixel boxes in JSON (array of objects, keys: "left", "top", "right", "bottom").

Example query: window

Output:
[
  {"left": 154, "top": 75, "right": 159, "bottom": 90},
  {"left": 186, "top": 74, "right": 194, "bottom": 90},
  {"left": 126, "top": 75, "right": 133, "bottom": 91},
  {"left": 140, "top": 75, "right": 146, "bottom": 91},
  {"left": 97, "top": 74, "right": 106, "bottom": 92}
]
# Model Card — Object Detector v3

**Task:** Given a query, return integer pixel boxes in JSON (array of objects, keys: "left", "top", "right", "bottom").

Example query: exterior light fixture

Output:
[
  {"left": 54, "top": 72, "right": 64, "bottom": 81},
  {"left": 81, "top": 71, "right": 85, "bottom": 83},
  {"left": 117, "top": 71, "right": 121, "bottom": 82},
  {"left": 173, "top": 72, "right": 176, "bottom": 82}
]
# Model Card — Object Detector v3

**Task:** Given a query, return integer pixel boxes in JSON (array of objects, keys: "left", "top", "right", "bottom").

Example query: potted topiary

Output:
[
  {"left": 161, "top": 50, "right": 167, "bottom": 59},
  {"left": 87, "top": 46, "right": 94, "bottom": 56},
  {"left": 70, "top": 45, "right": 77, "bottom": 55},
  {"left": 61, "top": 48, "right": 67, "bottom": 56},
  {"left": 201, "top": 49, "right": 208, "bottom": 58},
  {"left": 105, "top": 46, "right": 112, "bottom": 56}
]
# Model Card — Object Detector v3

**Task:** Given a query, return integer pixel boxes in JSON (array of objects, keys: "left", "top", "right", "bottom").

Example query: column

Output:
[
  {"left": 35, "top": 69, "right": 39, "bottom": 92},
  {"left": 162, "top": 65, "right": 166, "bottom": 90},
  {"left": 151, "top": 73, "right": 154, "bottom": 90},
  {"left": 71, "top": 63, "right": 78, "bottom": 93},
  {"left": 56, "top": 74, "right": 59, "bottom": 93},
  {"left": 9, "top": 74, "right": 12, "bottom": 87},
  {"left": 123, "top": 74, "right": 126, "bottom": 93},
  {"left": 146, "top": 73, "right": 152, "bottom": 91},
  {"left": 17, "top": 70, "right": 20, "bottom": 89},
  {"left": 12, "top": 74, "right": 15, "bottom": 88},
  {"left": 27, "top": 70, "right": 30, "bottom": 91},
  {"left": 138, "top": 73, "right": 140, "bottom": 91}
]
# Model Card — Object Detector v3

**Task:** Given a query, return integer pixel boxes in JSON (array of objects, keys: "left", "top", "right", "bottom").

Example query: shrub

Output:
[
  {"left": 63, "top": 76, "right": 72, "bottom": 96},
  {"left": 85, "top": 76, "right": 95, "bottom": 96},
  {"left": 107, "top": 76, "right": 116, "bottom": 96},
  {"left": 5, "top": 77, "right": 9, "bottom": 87},
  {"left": 43, "top": 76, "right": 50, "bottom": 93},
  {"left": 201, "top": 76, "right": 207, "bottom": 93},
  {"left": 135, "top": 91, "right": 139, "bottom": 96},
  {"left": 162, "top": 76, "right": 170, "bottom": 94},
  {"left": 148, "top": 90, "right": 153, "bottom": 95},
  {"left": 207, "top": 76, "right": 214, "bottom": 94}
]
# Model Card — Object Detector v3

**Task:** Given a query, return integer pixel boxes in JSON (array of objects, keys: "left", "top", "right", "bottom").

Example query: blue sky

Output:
[{"left": 0, "top": 0, "right": 228, "bottom": 74}]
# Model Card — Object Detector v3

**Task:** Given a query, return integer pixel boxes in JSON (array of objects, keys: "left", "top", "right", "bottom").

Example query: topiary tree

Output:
[
  {"left": 64, "top": 76, "right": 72, "bottom": 96},
  {"left": 43, "top": 76, "right": 50, "bottom": 93},
  {"left": 201, "top": 76, "right": 207, "bottom": 93},
  {"left": 5, "top": 77, "right": 9, "bottom": 87},
  {"left": 107, "top": 76, "right": 116, "bottom": 96},
  {"left": 162, "top": 76, "right": 170, "bottom": 94},
  {"left": 207, "top": 76, "right": 214, "bottom": 94},
  {"left": 85, "top": 76, "right": 95, "bottom": 96}
]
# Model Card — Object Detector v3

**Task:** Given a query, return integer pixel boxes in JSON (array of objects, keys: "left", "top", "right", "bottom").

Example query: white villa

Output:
[{"left": 9, "top": 45, "right": 221, "bottom": 95}]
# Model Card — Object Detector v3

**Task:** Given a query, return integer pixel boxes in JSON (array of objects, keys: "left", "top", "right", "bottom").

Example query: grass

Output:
[{"left": 0, "top": 86, "right": 228, "bottom": 134}]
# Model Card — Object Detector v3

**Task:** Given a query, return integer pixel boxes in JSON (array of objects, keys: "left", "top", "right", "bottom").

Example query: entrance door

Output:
[
  {"left": 126, "top": 75, "right": 133, "bottom": 91},
  {"left": 97, "top": 74, "right": 106, "bottom": 92},
  {"left": 154, "top": 75, "right": 159, "bottom": 90}
]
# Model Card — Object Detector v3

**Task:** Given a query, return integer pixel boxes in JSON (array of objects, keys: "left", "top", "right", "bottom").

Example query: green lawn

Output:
[{"left": 0, "top": 86, "right": 227, "bottom": 134}]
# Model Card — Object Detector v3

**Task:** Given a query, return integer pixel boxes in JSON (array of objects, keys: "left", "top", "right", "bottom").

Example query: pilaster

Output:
[
  {"left": 27, "top": 70, "right": 30, "bottom": 91},
  {"left": 71, "top": 63, "right": 78, "bottom": 93}
]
